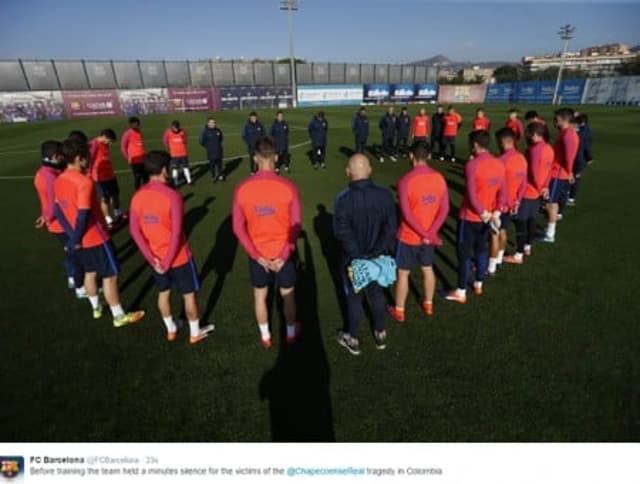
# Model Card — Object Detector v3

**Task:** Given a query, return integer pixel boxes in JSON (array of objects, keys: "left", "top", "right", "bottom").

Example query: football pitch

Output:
[{"left": 1, "top": 104, "right": 638, "bottom": 442}]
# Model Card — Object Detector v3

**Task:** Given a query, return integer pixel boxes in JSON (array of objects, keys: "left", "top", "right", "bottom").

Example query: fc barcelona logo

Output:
[{"left": 0, "top": 457, "right": 23, "bottom": 480}]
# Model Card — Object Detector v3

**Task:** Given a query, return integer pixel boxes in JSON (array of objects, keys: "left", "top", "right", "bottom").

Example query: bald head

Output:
[{"left": 346, "top": 153, "right": 371, "bottom": 181}]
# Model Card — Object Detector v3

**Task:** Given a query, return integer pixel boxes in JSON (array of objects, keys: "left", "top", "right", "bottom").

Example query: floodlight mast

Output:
[
  {"left": 552, "top": 24, "right": 576, "bottom": 105},
  {"left": 280, "top": 0, "right": 299, "bottom": 108}
]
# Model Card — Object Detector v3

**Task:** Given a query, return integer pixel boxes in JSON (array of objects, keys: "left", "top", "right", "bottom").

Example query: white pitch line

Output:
[{"left": 0, "top": 140, "right": 311, "bottom": 180}]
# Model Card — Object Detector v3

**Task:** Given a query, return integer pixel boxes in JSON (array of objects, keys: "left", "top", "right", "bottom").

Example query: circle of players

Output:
[{"left": 33, "top": 105, "right": 593, "bottom": 355}]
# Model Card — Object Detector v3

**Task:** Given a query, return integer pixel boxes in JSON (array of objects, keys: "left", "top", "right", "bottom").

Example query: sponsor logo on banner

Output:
[
  {"left": 297, "top": 85, "right": 363, "bottom": 106},
  {"left": 0, "top": 91, "right": 65, "bottom": 123}
]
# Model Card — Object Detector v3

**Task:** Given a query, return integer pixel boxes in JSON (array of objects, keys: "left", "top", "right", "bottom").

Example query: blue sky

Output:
[{"left": 0, "top": 0, "right": 638, "bottom": 63}]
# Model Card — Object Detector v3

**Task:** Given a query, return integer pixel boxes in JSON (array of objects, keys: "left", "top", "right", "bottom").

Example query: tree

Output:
[
  {"left": 493, "top": 64, "right": 520, "bottom": 83},
  {"left": 617, "top": 58, "right": 640, "bottom": 76}
]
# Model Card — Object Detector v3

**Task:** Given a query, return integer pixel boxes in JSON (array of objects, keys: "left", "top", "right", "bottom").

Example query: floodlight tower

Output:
[
  {"left": 552, "top": 24, "right": 577, "bottom": 105},
  {"left": 280, "top": 0, "right": 299, "bottom": 108}
]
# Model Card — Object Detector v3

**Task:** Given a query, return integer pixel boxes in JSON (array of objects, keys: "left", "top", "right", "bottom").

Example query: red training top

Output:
[
  {"left": 411, "top": 115, "right": 430, "bottom": 138},
  {"left": 120, "top": 128, "right": 146, "bottom": 165},
  {"left": 500, "top": 148, "right": 527, "bottom": 210},
  {"left": 524, "top": 140, "right": 554, "bottom": 199},
  {"left": 34, "top": 165, "right": 64, "bottom": 234},
  {"left": 163, "top": 128, "right": 188, "bottom": 158},
  {"left": 472, "top": 116, "right": 491, "bottom": 132},
  {"left": 459, "top": 151, "right": 506, "bottom": 222},
  {"left": 89, "top": 138, "right": 115, "bottom": 182},
  {"left": 550, "top": 126, "right": 579, "bottom": 180},
  {"left": 443, "top": 113, "right": 462, "bottom": 137}
]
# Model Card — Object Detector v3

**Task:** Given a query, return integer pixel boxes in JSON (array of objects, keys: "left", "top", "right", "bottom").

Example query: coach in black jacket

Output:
[
  {"left": 431, "top": 104, "right": 445, "bottom": 160},
  {"left": 199, "top": 117, "right": 224, "bottom": 181},
  {"left": 333, "top": 154, "right": 397, "bottom": 355}
]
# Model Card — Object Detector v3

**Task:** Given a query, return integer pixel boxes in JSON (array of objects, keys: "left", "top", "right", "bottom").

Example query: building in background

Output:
[
  {"left": 461, "top": 66, "right": 495, "bottom": 83},
  {"left": 523, "top": 43, "right": 638, "bottom": 76}
]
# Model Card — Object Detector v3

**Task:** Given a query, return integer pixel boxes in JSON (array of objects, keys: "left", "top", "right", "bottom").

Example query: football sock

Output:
[
  {"left": 105, "top": 215, "right": 113, "bottom": 225},
  {"left": 258, "top": 322, "right": 270, "bottom": 341},
  {"left": 189, "top": 319, "right": 200, "bottom": 337},
  {"left": 114, "top": 208, "right": 122, "bottom": 217},
  {"left": 488, "top": 258, "right": 498, "bottom": 273},
  {"left": 546, "top": 222, "right": 556, "bottom": 238},
  {"left": 172, "top": 169, "right": 179, "bottom": 184},
  {"left": 497, "top": 250, "right": 505, "bottom": 264},
  {"left": 286, "top": 323, "right": 296, "bottom": 339},
  {"left": 163, "top": 316, "right": 177, "bottom": 334},
  {"left": 110, "top": 304, "right": 125, "bottom": 318},
  {"left": 513, "top": 252, "right": 524, "bottom": 261},
  {"left": 184, "top": 168, "right": 192, "bottom": 184},
  {"left": 89, "top": 295, "right": 100, "bottom": 310}
]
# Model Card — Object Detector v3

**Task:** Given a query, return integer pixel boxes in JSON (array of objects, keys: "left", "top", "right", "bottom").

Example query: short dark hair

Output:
[
  {"left": 401, "top": 106, "right": 408, "bottom": 111},
  {"left": 476, "top": 107, "right": 485, "bottom": 113},
  {"left": 554, "top": 107, "right": 574, "bottom": 121},
  {"left": 249, "top": 111, "right": 257, "bottom": 117},
  {"left": 128, "top": 116, "right": 141, "bottom": 126},
  {"left": 276, "top": 110, "right": 284, "bottom": 115},
  {"left": 171, "top": 120, "right": 180, "bottom": 129},
  {"left": 575, "top": 113, "right": 589, "bottom": 124},
  {"left": 526, "top": 121, "right": 547, "bottom": 139},
  {"left": 495, "top": 127, "right": 515, "bottom": 142},
  {"left": 62, "top": 138, "right": 90, "bottom": 165},
  {"left": 447, "top": 105, "right": 454, "bottom": 111},
  {"left": 255, "top": 136, "right": 277, "bottom": 159},
  {"left": 68, "top": 130, "right": 88, "bottom": 144},
  {"left": 100, "top": 128, "right": 116, "bottom": 141},
  {"left": 524, "top": 110, "right": 538, "bottom": 121},
  {"left": 410, "top": 140, "right": 431, "bottom": 161},
  {"left": 207, "top": 116, "right": 215, "bottom": 122},
  {"left": 508, "top": 107, "right": 519, "bottom": 114},
  {"left": 41, "top": 140, "right": 63, "bottom": 160},
  {"left": 468, "top": 130, "right": 491, "bottom": 150},
  {"left": 144, "top": 150, "right": 171, "bottom": 175},
  {"left": 318, "top": 111, "right": 325, "bottom": 118}
]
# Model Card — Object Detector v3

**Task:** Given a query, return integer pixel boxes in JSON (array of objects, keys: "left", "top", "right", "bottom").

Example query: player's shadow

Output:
[
  {"left": 312, "top": 204, "right": 348, "bottom": 326},
  {"left": 447, "top": 179, "right": 466, "bottom": 197},
  {"left": 259, "top": 230, "right": 335, "bottom": 442},
  {"left": 339, "top": 146, "right": 355, "bottom": 158},
  {"left": 199, "top": 216, "right": 238, "bottom": 322},
  {"left": 223, "top": 157, "right": 243, "bottom": 179},
  {"left": 184, "top": 196, "right": 215, "bottom": 237}
]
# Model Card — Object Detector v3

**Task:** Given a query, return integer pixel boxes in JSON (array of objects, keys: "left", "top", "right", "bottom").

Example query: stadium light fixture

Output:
[
  {"left": 280, "top": 0, "right": 299, "bottom": 108},
  {"left": 552, "top": 24, "right": 577, "bottom": 105}
]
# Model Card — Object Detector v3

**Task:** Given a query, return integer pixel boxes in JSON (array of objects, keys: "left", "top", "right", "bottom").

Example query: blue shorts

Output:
[
  {"left": 516, "top": 198, "right": 541, "bottom": 220},
  {"left": 80, "top": 241, "right": 119, "bottom": 278},
  {"left": 500, "top": 212, "right": 513, "bottom": 230},
  {"left": 249, "top": 257, "right": 297, "bottom": 289},
  {"left": 171, "top": 156, "right": 189, "bottom": 168},
  {"left": 96, "top": 178, "right": 120, "bottom": 199},
  {"left": 549, "top": 178, "right": 570, "bottom": 204},
  {"left": 153, "top": 259, "right": 200, "bottom": 294},
  {"left": 395, "top": 241, "right": 434, "bottom": 270}
]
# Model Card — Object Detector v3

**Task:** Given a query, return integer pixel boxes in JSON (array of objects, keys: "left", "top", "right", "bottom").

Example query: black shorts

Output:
[
  {"left": 171, "top": 156, "right": 189, "bottom": 168},
  {"left": 516, "top": 198, "right": 540, "bottom": 220},
  {"left": 443, "top": 136, "right": 457, "bottom": 144},
  {"left": 549, "top": 178, "right": 570, "bottom": 204},
  {"left": 153, "top": 259, "right": 200, "bottom": 294},
  {"left": 96, "top": 178, "right": 120, "bottom": 199},
  {"left": 80, "top": 241, "right": 119, "bottom": 278},
  {"left": 500, "top": 212, "right": 513, "bottom": 230},
  {"left": 249, "top": 257, "right": 297, "bottom": 289},
  {"left": 395, "top": 240, "right": 434, "bottom": 270}
]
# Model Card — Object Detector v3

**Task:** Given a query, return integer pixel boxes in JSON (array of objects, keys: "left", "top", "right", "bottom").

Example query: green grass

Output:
[{"left": 1, "top": 104, "right": 638, "bottom": 442}]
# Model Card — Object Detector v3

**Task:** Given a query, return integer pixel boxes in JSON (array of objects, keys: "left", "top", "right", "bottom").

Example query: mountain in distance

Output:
[{"left": 409, "top": 54, "right": 516, "bottom": 69}]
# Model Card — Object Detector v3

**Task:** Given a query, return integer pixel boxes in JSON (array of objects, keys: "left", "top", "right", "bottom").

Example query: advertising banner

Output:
[
  {"left": 389, "top": 84, "right": 416, "bottom": 103},
  {"left": 219, "top": 86, "right": 293, "bottom": 110},
  {"left": 414, "top": 84, "right": 438, "bottom": 103},
  {"left": 362, "top": 83, "right": 390, "bottom": 103},
  {"left": 557, "top": 79, "right": 586, "bottom": 104},
  {"left": 0, "top": 91, "right": 65, "bottom": 123},
  {"left": 167, "top": 87, "right": 221, "bottom": 112},
  {"left": 437, "top": 84, "right": 487, "bottom": 104},
  {"left": 297, "top": 84, "right": 363, "bottom": 107},
  {"left": 583, "top": 76, "right": 640, "bottom": 105},
  {"left": 62, "top": 90, "right": 121, "bottom": 119},
  {"left": 118, "top": 88, "right": 168, "bottom": 116},
  {"left": 485, "top": 83, "right": 516, "bottom": 103}
]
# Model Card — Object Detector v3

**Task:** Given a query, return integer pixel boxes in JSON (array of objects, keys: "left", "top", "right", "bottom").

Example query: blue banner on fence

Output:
[
  {"left": 485, "top": 83, "right": 516, "bottom": 103},
  {"left": 363, "top": 84, "right": 391, "bottom": 103},
  {"left": 390, "top": 84, "right": 416, "bottom": 102},
  {"left": 297, "top": 85, "right": 363, "bottom": 107},
  {"left": 414, "top": 84, "right": 438, "bottom": 102},
  {"left": 558, "top": 79, "right": 586, "bottom": 104}
]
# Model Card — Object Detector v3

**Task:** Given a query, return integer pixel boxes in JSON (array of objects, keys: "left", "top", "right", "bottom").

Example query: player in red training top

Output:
[
  {"left": 34, "top": 140, "right": 86, "bottom": 298},
  {"left": 445, "top": 130, "right": 506, "bottom": 304},
  {"left": 488, "top": 127, "right": 527, "bottom": 275},
  {"left": 505, "top": 108, "right": 524, "bottom": 147},
  {"left": 232, "top": 136, "right": 302, "bottom": 349},
  {"left": 89, "top": 129, "right": 123, "bottom": 229},
  {"left": 541, "top": 108, "right": 579, "bottom": 243},
  {"left": 387, "top": 140, "right": 449, "bottom": 322},
  {"left": 120, "top": 116, "right": 147, "bottom": 190},
  {"left": 54, "top": 138, "right": 145, "bottom": 326},
  {"left": 472, "top": 107, "right": 491, "bottom": 132},
  {"left": 503, "top": 122, "right": 555, "bottom": 264},
  {"left": 442, "top": 105, "right": 462, "bottom": 163},
  {"left": 163, "top": 120, "right": 193, "bottom": 187},
  {"left": 129, "top": 151, "right": 213, "bottom": 344}
]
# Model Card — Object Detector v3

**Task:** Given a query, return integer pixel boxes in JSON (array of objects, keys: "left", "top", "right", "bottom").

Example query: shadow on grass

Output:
[{"left": 259, "top": 230, "right": 335, "bottom": 442}]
